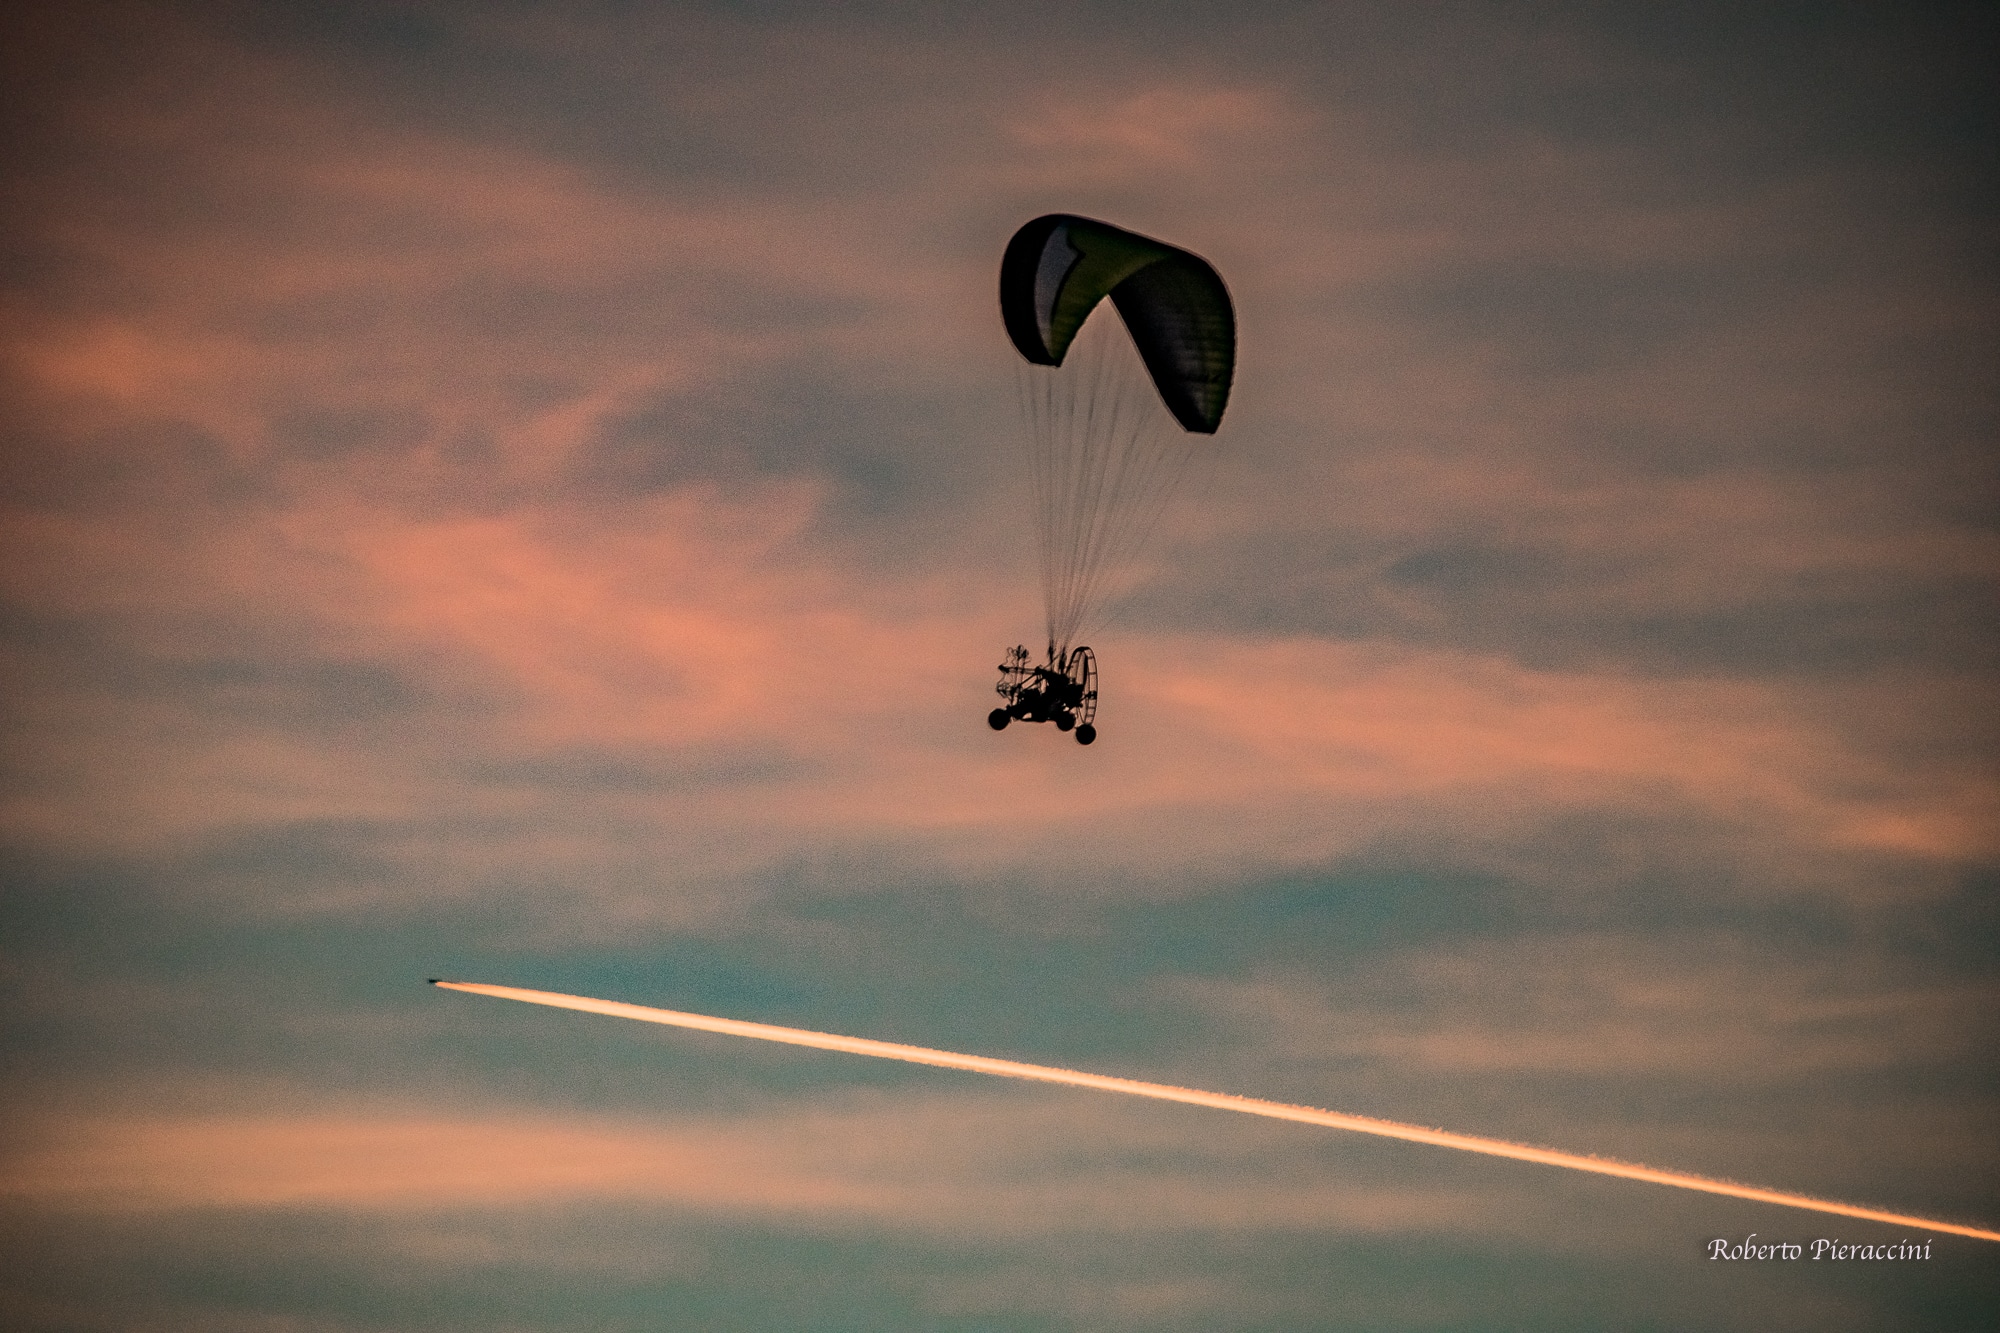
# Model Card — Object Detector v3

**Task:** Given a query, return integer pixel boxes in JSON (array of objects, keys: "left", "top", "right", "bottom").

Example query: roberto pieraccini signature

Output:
[{"left": 1707, "top": 1233, "right": 1933, "bottom": 1261}]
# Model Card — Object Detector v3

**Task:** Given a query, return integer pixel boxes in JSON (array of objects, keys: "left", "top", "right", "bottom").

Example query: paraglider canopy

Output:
[{"left": 999, "top": 213, "right": 1234, "bottom": 434}]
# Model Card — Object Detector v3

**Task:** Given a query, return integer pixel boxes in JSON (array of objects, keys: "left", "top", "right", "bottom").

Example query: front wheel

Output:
[
  {"left": 1075, "top": 723, "right": 1096, "bottom": 745},
  {"left": 1055, "top": 713, "right": 1074, "bottom": 732},
  {"left": 987, "top": 709, "right": 1010, "bottom": 730}
]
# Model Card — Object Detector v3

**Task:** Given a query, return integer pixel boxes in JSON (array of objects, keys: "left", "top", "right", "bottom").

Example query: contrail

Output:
[{"left": 431, "top": 979, "right": 1999, "bottom": 1243}]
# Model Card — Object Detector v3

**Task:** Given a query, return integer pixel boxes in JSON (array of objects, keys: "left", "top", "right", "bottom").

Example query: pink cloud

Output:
[
  {"left": 3, "top": 463, "right": 1988, "bottom": 911},
  {"left": 1, "top": 1090, "right": 1501, "bottom": 1240},
  {"left": 1007, "top": 85, "right": 1299, "bottom": 175},
  {"left": 2, "top": 0, "right": 1988, "bottom": 921}
]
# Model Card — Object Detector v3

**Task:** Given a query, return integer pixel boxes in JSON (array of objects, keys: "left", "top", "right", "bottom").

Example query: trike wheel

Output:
[{"left": 1065, "top": 645, "right": 1098, "bottom": 726}]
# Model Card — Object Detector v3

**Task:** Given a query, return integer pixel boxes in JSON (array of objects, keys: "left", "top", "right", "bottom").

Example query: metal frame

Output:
[{"left": 990, "top": 643, "right": 1098, "bottom": 741}]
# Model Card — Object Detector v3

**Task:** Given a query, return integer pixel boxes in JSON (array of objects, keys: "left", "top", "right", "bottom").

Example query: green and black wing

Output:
[{"left": 999, "top": 214, "right": 1235, "bottom": 434}]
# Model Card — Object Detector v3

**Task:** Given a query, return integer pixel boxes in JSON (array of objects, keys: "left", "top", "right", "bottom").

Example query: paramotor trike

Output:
[{"left": 988, "top": 643, "right": 1098, "bottom": 744}]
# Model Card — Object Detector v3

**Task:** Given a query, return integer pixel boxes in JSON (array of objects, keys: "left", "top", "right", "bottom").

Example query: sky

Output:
[{"left": 1, "top": 0, "right": 1996, "bottom": 1328}]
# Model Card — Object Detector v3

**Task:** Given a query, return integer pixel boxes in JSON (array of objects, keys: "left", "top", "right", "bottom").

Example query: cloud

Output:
[
  {"left": 2, "top": 0, "right": 1991, "bottom": 945},
  {"left": 2, "top": 5, "right": 1995, "bottom": 1329},
  {"left": 0, "top": 1088, "right": 1502, "bottom": 1240},
  {"left": 8, "top": 473, "right": 1986, "bottom": 921},
  {"left": 1005, "top": 84, "right": 1300, "bottom": 181},
  {"left": 1155, "top": 931, "right": 2000, "bottom": 1214},
  {"left": 1171, "top": 934, "right": 1997, "bottom": 1085}
]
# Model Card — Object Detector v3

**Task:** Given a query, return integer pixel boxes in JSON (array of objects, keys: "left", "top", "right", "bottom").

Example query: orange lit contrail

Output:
[{"left": 432, "top": 979, "right": 2000, "bottom": 1243}]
